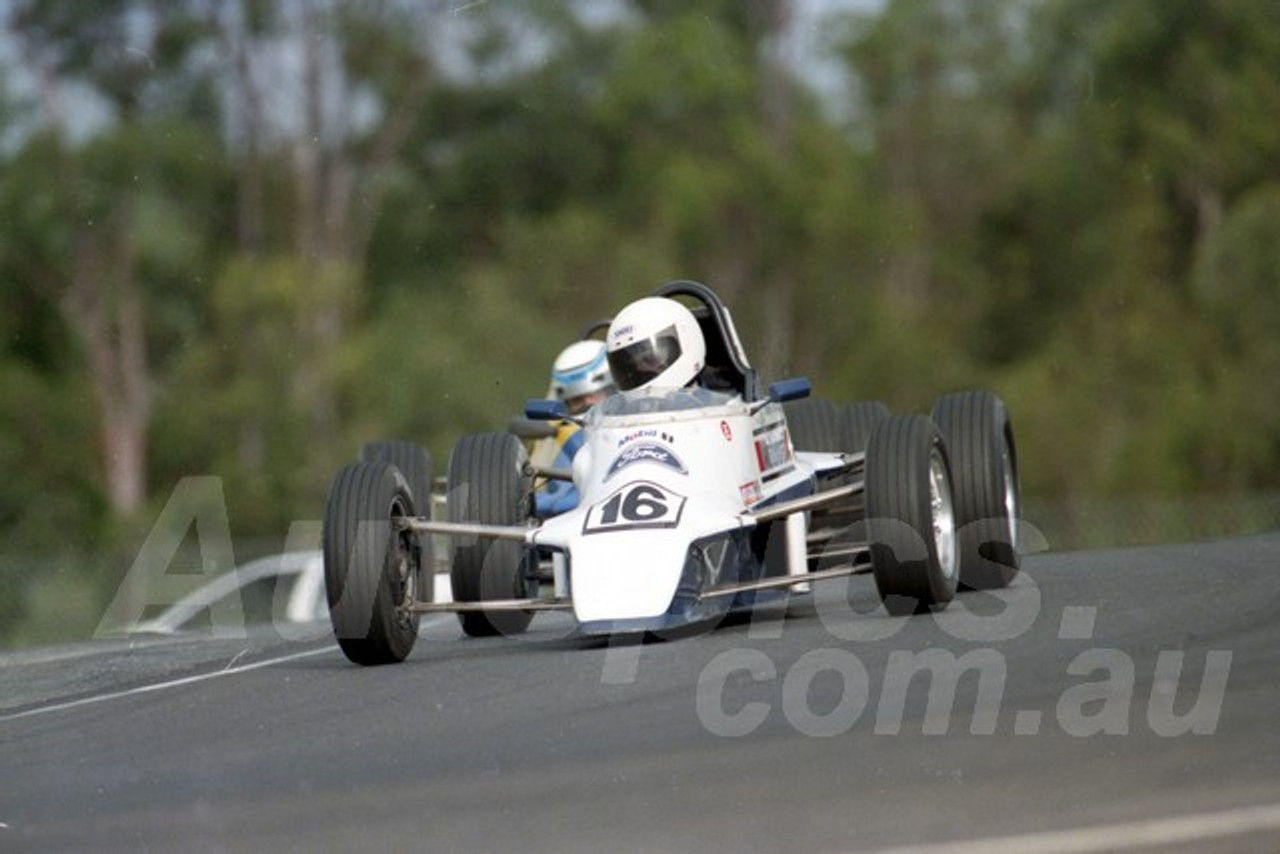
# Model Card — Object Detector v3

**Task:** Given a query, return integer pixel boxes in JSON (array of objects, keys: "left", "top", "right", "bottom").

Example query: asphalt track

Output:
[{"left": 2, "top": 532, "right": 1279, "bottom": 853}]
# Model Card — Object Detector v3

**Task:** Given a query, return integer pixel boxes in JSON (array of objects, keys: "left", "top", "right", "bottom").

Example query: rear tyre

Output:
[
  {"left": 788, "top": 399, "right": 849, "bottom": 570},
  {"left": 791, "top": 399, "right": 889, "bottom": 572},
  {"left": 447, "top": 433, "right": 535, "bottom": 637},
  {"left": 358, "top": 440, "right": 434, "bottom": 601},
  {"left": 864, "top": 414, "right": 959, "bottom": 616},
  {"left": 840, "top": 401, "right": 890, "bottom": 454},
  {"left": 930, "top": 390, "right": 1020, "bottom": 589},
  {"left": 323, "top": 461, "right": 422, "bottom": 665},
  {"left": 784, "top": 398, "right": 844, "bottom": 451},
  {"left": 359, "top": 440, "right": 433, "bottom": 514}
]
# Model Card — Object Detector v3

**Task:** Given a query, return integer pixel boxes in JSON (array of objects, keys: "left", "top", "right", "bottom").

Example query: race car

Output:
[{"left": 322, "top": 281, "right": 1020, "bottom": 665}]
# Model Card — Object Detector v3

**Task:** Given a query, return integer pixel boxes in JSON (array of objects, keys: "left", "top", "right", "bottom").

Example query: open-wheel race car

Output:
[{"left": 322, "top": 281, "right": 1021, "bottom": 665}]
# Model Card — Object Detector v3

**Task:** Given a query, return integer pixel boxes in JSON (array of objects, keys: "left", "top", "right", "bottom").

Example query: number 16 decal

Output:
[{"left": 583, "top": 480, "right": 686, "bottom": 534}]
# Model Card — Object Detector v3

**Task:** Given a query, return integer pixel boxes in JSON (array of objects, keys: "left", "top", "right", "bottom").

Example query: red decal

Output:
[{"left": 720, "top": 420, "right": 733, "bottom": 441}]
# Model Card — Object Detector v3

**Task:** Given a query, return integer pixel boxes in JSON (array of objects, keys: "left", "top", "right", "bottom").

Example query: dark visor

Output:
[{"left": 608, "top": 326, "right": 682, "bottom": 390}]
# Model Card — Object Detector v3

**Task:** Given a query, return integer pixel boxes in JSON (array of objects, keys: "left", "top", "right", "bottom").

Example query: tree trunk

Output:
[{"left": 62, "top": 215, "right": 151, "bottom": 517}]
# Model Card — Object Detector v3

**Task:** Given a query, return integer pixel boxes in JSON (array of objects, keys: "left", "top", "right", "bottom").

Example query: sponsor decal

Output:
[
  {"left": 720, "top": 420, "right": 733, "bottom": 442},
  {"left": 617, "top": 429, "right": 675, "bottom": 447},
  {"left": 752, "top": 417, "right": 787, "bottom": 437},
  {"left": 606, "top": 443, "right": 688, "bottom": 480},
  {"left": 739, "top": 480, "right": 763, "bottom": 505},
  {"left": 754, "top": 429, "right": 791, "bottom": 473},
  {"left": 618, "top": 429, "right": 658, "bottom": 447}
]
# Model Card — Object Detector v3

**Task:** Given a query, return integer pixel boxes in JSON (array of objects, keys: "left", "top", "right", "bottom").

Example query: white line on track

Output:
[
  {"left": 858, "top": 802, "right": 1280, "bottom": 853},
  {"left": 0, "top": 644, "right": 338, "bottom": 724}
]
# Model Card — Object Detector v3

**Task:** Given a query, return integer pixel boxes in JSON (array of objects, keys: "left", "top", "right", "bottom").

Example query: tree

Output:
[{"left": 7, "top": 1, "right": 224, "bottom": 516}]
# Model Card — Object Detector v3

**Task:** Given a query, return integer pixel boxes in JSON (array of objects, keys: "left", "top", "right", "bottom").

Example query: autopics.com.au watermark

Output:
[
  {"left": 692, "top": 637, "right": 1232, "bottom": 740},
  {"left": 686, "top": 548, "right": 1233, "bottom": 739}
]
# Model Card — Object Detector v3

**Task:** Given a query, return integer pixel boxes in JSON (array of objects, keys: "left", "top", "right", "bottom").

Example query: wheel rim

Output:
[
  {"left": 928, "top": 445, "right": 958, "bottom": 581},
  {"left": 1001, "top": 436, "right": 1018, "bottom": 552},
  {"left": 388, "top": 496, "right": 418, "bottom": 631}
]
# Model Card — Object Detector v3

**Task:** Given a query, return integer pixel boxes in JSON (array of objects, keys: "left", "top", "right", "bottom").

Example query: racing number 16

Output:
[{"left": 584, "top": 481, "right": 685, "bottom": 533}]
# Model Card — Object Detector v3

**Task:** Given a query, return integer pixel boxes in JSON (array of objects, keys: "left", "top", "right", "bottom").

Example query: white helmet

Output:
[
  {"left": 550, "top": 339, "right": 615, "bottom": 404},
  {"left": 605, "top": 297, "right": 706, "bottom": 391}
]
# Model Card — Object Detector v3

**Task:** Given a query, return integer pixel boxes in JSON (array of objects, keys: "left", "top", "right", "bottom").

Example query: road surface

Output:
[{"left": 2, "top": 533, "right": 1278, "bottom": 852}]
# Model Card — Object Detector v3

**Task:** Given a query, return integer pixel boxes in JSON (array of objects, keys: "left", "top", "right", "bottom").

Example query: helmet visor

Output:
[{"left": 608, "top": 325, "right": 683, "bottom": 390}]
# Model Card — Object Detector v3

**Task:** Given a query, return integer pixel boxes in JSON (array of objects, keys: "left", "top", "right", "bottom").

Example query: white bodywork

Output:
[{"left": 531, "top": 387, "right": 815, "bottom": 627}]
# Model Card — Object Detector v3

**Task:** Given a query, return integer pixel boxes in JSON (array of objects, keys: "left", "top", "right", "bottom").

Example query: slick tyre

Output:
[
  {"left": 358, "top": 439, "right": 434, "bottom": 601},
  {"left": 930, "top": 390, "right": 1020, "bottom": 590},
  {"left": 784, "top": 398, "right": 844, "bottom": 452},
  {"left": 447, "top": 433, "right": 535, "bottom": 637},
  {"left": 792, "top": 399, "right": 889, "bottom": 572},
  {"left": 323, "top": 461, "right": 422, "bottom": 665},
  {"left": 359, "top": 440, "right": 434, "bottom": 516},
  {"left": 840, "top": 401, "right": 890, "bottom": 454},
  {"left": 864, "top": 414, "right": 959, "bottom": 616},
  {"left": 787, "top": 398, "right": 851, "bottom": 569},
  {"left": 787, "top": 398, "right": 889, "bottom": 455}
]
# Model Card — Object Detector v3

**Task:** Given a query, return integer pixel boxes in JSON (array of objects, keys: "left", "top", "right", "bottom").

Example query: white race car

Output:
[{"left": 322, "top": 281, "right": 1020, "bottom": 665}]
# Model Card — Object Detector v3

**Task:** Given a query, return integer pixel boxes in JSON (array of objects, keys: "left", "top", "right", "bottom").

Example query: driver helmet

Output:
[
  {"left": 605, "top": 297, "right": 706, "bottom": 391},
  {"left": 550, "top": 339, "right": 615, "bottom": 414}
]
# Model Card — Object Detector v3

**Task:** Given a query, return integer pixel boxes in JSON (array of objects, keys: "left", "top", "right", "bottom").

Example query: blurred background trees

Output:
[{"left": 2, "top": 0, "right": 1278, "bottom": 644}]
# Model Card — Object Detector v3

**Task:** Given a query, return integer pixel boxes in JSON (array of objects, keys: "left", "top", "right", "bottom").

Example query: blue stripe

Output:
[
  {"left": 553, "top": 348, "right": 608, "bottom": 386},
  {"left": 563, "top": 429, "right": 586, "bottom": 459}
]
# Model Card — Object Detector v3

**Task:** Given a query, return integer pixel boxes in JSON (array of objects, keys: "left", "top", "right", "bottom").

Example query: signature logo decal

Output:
[{"left": 605, "top": 443, "right": 688, "bottom": 480}]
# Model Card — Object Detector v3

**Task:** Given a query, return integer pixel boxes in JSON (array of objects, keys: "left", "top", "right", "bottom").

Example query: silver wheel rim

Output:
[
  {"left": 390, "top": 496, "right": 417, "bottom": 630},
  {"left": 928, "top": 445, "right": 958, "bottom": 581},
  {"left": 1001, "top": 436, "right": 1018, "bottom": 553}
]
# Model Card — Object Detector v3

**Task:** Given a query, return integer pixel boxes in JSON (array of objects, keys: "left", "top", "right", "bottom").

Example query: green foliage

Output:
[
  {"left": 152, "top": 253, "right": 362, "bottom": 535},
  {"left": 0, "top": 364, "right": 105, "bottom": 548},
  {"left": 339, "top": 277, "right": 546, "bottom": 461},
  {"left": 1189, "top": 185, "right": 1280, "bottom": 489},
  {"left": 0, "top": 362, "right": 106, "bottom": 645}
]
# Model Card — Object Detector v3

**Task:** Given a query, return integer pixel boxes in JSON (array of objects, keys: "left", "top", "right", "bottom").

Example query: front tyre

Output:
[
  {"left": 323, "top": 461, "right": 422, "bottom": 665},
  {"left": 358, "top": 440, "right": 433, "bottom": 517},
  {"left": 930, "top": 390, "right": 1020, "bottom": 590},
  {"left": 864, "top": 414, "right": 959, "bottom": 616},
  {"left": 358, "top": 440, "right": 434, "bottom": 602},
  {"left": 447, "top": 433, "right": 535, "bottom": 637}
]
